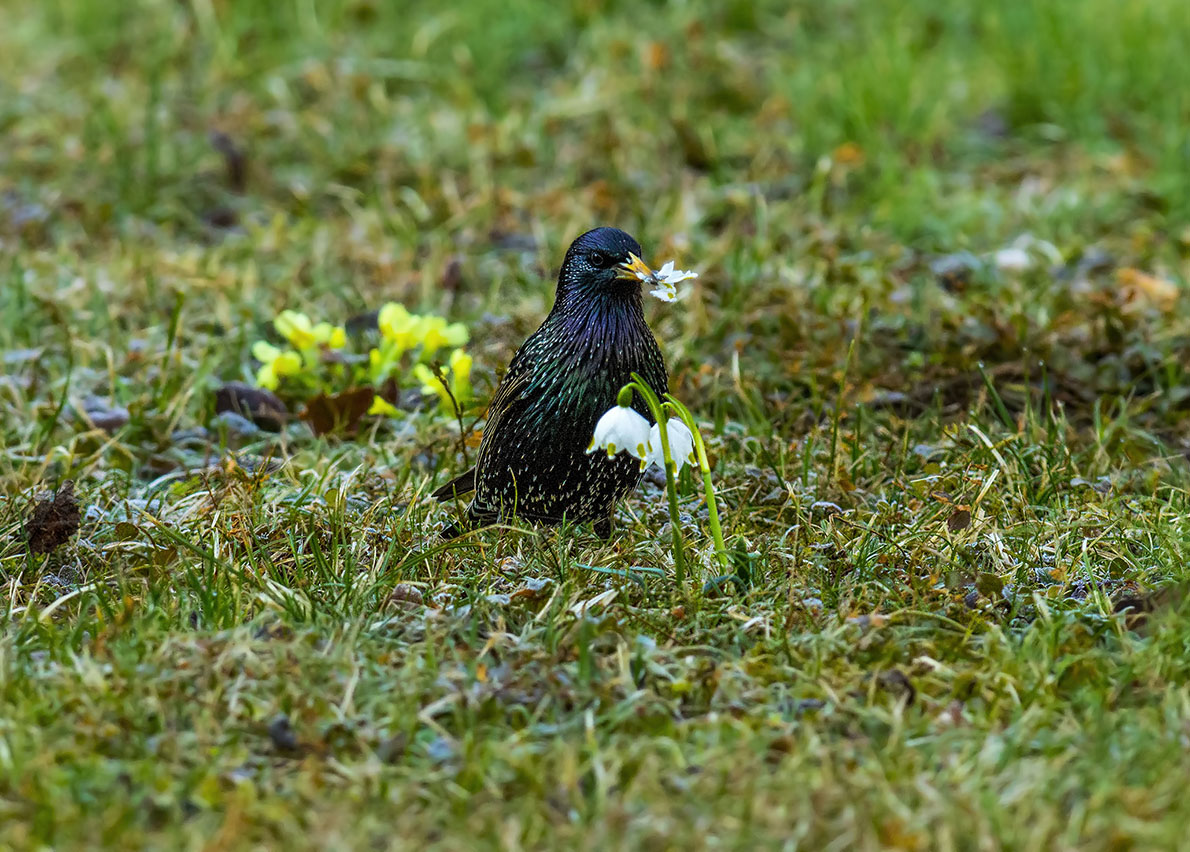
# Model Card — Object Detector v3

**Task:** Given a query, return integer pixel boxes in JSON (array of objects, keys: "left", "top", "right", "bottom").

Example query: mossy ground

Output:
[{"left": 3, "top": 0, "right": 1190, "bottom": 848}]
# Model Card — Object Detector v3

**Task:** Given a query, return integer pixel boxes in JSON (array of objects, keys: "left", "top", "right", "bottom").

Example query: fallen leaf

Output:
[
  {"left": 390, "top": 584, "right": 424, "bottom": 609},
  {"left": 80, "top": 399, "right": 130, "bottom": 434},
  {"left": 510, "top": 577, "right": 555, "bottom": 602},
  {"left": 832, "top": 141, "right": 864, "bottom": 166},
  {"left": 947, "top": 508, "right": 971, "bottom": 532},
  {"left": 975, "top": 571, "right": 1004, "bottom": 599},
  {"left": 214, "top": 382, "right": 288, "bottom": 432},
  {"left": 26, "top": 480, "right": 81, "bottom": 555},
  {"left": 1116, "top": 267, "right": 1179, "bottom": 314},
  {"left": 299, "top": 387, "right": 374, "bottom": 436},
  {"left": 810, "top": 500, "right": 843, "bottom": 517}
]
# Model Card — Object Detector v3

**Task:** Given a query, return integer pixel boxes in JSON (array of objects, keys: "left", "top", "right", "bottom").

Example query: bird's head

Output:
[{"left": 557, "top": 227, "right": 656, "bottom": 304}]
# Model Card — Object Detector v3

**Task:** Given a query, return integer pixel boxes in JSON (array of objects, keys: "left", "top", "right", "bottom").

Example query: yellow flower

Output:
[
  {"left": 369, "top": 339, "right": 404, "bottom": 384},
  {"left": 412, "top": 364, "right": 439, "bottom": 400},
  {"left": 378, "top": 303, "right": 418, "bottom": 351},
  {"left": 414, "top": 348, "right": 473, "bottom": 410},
  {"left": 274, "top": 309, "right": 346, "bottom": 350},
  {"left": 447, "top": 348, "right": 472, "bottom": 400},
  {"left": 418, "top": 317, "right": 469, "bottom": 360},
  {"left": 322, "top": 325, "right": 347, "bottom": 348},
  {"left": 368, "top": 395, "right": 401, "bottom": 417},
  {"left": 251, "top": 341, "right": 303, "bottom": 390},
  {"left": 275, "top": 310, "right": 315, "bottom": 347}
]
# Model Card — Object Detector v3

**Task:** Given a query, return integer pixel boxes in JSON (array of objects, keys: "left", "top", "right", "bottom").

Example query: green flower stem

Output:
[
  {"left": 629, "top": 374, "right": 686, "bottom": 590},
  {"left": 665, "top": 395, "right": 729, "bottom": 572}
]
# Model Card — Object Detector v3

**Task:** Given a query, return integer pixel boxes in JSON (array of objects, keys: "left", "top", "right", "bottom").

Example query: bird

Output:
[{"left": 432, "top": 226, "right": 669, "bottom": 538}]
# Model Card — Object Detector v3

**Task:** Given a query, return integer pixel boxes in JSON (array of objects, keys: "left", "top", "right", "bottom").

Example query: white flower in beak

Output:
[
  {"left": 647, "top": 419, "right": 696, "bottom": 472},
  {"left": 618, "top": 254, "right": 698, "bottom": 302},
  {"left": 587, "top": 405, "right": 652, "bottom": 465},
  {"left": 647, "top": 261, "right": 698, "bottom": 303}
]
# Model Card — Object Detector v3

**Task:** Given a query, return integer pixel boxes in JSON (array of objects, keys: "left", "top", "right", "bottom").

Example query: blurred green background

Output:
[
  {"left": 5, "top": 1, "right": 1190, "bottom": 848},
  {"left": 5, "top": 0, "right": 1188, "bottom": 242}
]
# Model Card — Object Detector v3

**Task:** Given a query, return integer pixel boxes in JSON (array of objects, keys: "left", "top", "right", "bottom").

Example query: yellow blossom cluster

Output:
[
  {"left": 250, "top": 303, "right": 473, "bottom": 418},
  {"left": 368, "top": 303, "right": 471, "bottom": 414},
  {"left": 252, "top": 310, "right": 347, "bottom": 390}
]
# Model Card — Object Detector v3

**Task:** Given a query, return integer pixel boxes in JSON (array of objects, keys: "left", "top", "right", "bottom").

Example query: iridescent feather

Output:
[{"left": 433, "top": 228, "right": 668, "bottom": 536}]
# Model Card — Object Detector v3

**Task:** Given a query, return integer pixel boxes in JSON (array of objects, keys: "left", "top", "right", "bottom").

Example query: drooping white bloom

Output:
[
  {"left": 647, "top": 418, "right": 696, "bottom": 472},
  {"left": 587, "top": 405, "right": 652, "bottom": 464}
]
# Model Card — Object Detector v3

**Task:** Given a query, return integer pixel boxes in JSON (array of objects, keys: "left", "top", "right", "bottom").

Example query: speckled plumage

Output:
[{"left": 433, "top": 227, "right": 668, "bottom": 535}]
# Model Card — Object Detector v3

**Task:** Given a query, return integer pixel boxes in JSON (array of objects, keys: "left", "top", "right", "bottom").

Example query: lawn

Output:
[{"left": 3, "top": 0, "right": 1190, "bottom": 848}]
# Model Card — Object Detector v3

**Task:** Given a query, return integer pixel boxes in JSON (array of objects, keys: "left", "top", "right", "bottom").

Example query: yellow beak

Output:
[{"left": 616, "top": 253, "right": 655, "bottom": 282}]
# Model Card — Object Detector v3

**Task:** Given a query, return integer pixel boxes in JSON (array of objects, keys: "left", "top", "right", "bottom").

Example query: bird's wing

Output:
[
  {"left": 478, "top": 367, "right": 532, "bottom": 443},
  {"left": 431, "top": 354, "right": 534, "bottom": 503}
]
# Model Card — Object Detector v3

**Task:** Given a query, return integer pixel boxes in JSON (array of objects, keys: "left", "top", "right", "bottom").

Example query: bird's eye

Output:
[{"left": 588, "top": 252, "right": 609, "bottom": 269}]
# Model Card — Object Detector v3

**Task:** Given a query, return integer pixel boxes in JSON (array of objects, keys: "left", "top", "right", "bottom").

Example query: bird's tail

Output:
[{"left": 431, "top": 468, "right": 476, "bottom": 502}]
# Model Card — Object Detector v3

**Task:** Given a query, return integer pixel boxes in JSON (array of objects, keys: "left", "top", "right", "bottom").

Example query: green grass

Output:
[{"left": 3, "top": 0, "right": 1190, "bottom": 847}]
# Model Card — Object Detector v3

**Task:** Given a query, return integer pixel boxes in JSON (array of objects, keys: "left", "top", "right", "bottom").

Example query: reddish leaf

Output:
[
  {"left": 947, "top": 508, "right": 971, "bottom": 532},
  {"left": 300, "top": 387, "right": 374, "bottom": 436}
]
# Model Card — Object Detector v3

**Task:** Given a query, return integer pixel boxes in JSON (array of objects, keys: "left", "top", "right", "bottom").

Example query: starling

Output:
[{"left": 432, "top": 227, "right": 668, "bottom": 537}]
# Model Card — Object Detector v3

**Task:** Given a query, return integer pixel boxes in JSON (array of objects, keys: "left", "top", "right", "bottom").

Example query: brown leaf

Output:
[
  {"left": 1116, "top": 267, "right": 1179, "bottom": 314},
  {"left": 377, "top": 377, "right": 400, "bottom": 407},
  {"left": 26, "top": 480, "right": 81, "bottom": 555},
  {"left": 113, "top": 522, "right": 140, "bottom": 541},
  {"left": 390, "top": 583, "right": 424, "bottom": 609},
  {"left": 947, "top": 508, "right": 971, "bottom": 532},
  {"left": 832, "top": 141, "right": 865, "bottom": 167},
  {"left": 214, "top": 382, "right": 289, "bottom": 432},
  {"left": 81, "top": 399, "right": 130, "bottom": 434},
  {"left": 511, "top": 577, "right": 555, "bottom": 602},
  {"left": 810, "top": 500, "right": 843, "bottom": 517},
  {"left": 299, "top": 387, "right": 374, "bottom": 436},
  {"left": 975, "top": 571, "right": 1004, "bottom": 599}
]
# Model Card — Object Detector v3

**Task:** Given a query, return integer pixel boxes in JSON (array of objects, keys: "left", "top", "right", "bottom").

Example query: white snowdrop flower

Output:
[
  {"left": 587, "top": 405, "right": 652, "bottom": 465},
  {"left": 647, "top": 418, "right": 696, "bottom": 473}
]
